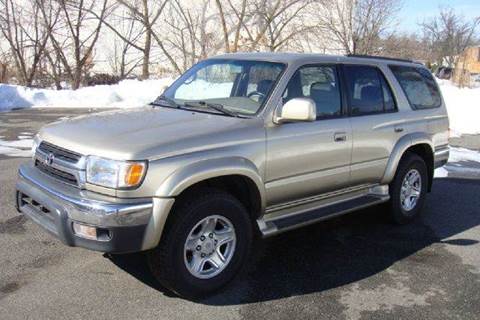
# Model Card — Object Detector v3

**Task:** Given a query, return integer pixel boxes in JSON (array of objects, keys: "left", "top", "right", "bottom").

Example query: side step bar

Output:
[{"left": 258, "top": 194, "right": 389, "bottom": 237}]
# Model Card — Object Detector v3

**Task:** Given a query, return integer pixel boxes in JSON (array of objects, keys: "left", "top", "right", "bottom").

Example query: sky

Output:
[{"left": 397, "top": 0, "right": 480, "bottom": 33}]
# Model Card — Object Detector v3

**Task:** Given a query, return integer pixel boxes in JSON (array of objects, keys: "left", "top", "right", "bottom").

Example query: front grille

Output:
[
  {"left": 35, "top": 159, "right": 78, "bottom": 185},
  {"left": 38, "top": 141, "right": 81, "bottom": 163}
]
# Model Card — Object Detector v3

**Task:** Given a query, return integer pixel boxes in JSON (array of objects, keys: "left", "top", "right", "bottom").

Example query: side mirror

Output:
[{"left": 274, "top": 98, "right": 316, "bottom": 124}]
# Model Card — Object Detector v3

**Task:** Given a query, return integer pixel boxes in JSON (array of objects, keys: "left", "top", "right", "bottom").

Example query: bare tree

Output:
[
  {"left": 226, "top": 0, "right": 249, "bottom": 52},
  {"left": 420, "top": 7, "right": 480, "bottom": 67},
  {"left": 115, "top": 0, "right": 184, "bottom": 77},
  {"left": 215, "top": 0, "right": 231, "bottom": 53},
  {"left": 39, "top": 0, "right": 110, "bottom": 89},
  {"left": 43, "top": 46, "right": 65, "bottom": 89},
  {"left": 209, "top": 0, "right": 249, "bottom": 53},
  {"left": 162, "top": 0, "right": 219, "bottom": 72},
  {"left": 0, "top": 0, "right": 58, "bottom": 86},
  {"left": 38, "top": 0, "right": 66, "bottom": 89},
  {"left": 107, "top": 7, "right": 144, "bottom": 78},
  {"left": 87, "top": 0, "right": 167, "bottom": 79},
  {"left": 213, "top": 0, "right": 313, "bottom": 53},
  {"left": 312, "top": 0, "right": 401, "bottom": 55},
  {"left": 0, "top": 37, "right": 11, "bottom": 83},
  {"left": 379, "top": 34, "right": 432, "bottom": 62},
  {"left": 253, "top": 0, "right": 314, "bottom": 52}
]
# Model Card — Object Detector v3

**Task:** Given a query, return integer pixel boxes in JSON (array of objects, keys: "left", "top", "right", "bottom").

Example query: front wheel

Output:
[
  {"left": 147, "top": 189, "right": 252, "bottom": 298},
  {"left": 388, "top": 153, "right": 428, "bottom": 224}
]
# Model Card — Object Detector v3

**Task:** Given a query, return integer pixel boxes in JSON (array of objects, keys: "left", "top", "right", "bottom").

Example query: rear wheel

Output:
[
  {"left": 147, "top": 189, "right": 252, "bottom": 298},
  {"left": 388, "top": 153, "right": 428, "bottom": 224}
]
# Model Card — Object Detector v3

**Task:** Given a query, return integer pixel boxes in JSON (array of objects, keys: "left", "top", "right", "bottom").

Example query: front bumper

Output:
[{"left": 16, "top": 163, "right": 155, "bottom": 253}]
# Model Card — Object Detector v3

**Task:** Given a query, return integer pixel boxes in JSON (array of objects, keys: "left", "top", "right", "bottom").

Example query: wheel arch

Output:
[
  {"left": 382, "top": 133, "right": 434, "bottom": 191},
  {"left": 142, "top": 157, "right": 265, "bottom": 251},
  {"left": 156, "top": 157, "right": 266, "bottom": 214}
]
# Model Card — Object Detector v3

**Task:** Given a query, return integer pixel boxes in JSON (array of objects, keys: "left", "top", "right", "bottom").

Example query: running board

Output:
[{"left": 257, "top": 194, "right": 389, "bottom": 237}]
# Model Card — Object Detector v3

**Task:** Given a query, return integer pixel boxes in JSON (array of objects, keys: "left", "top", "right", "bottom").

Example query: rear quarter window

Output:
[{"left": 389, "top": 65, "right": 442, "bottom": 109}]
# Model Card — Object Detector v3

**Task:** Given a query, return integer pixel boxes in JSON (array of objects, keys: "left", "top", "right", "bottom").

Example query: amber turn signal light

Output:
[{"left": 124, "top": 163, "right": 146, "bottom": 186}]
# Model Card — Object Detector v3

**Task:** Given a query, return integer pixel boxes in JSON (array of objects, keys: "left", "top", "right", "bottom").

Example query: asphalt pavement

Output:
[{"left": 1, "top": 108, "right": 480, "bottom": 319}]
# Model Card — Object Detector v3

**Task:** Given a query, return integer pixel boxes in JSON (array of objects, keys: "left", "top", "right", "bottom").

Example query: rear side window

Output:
[
  {"left": 389, "top": 65, "right": 441, "bottom": 109},
  {"left": 343, "top": 65, "right": 396, "bottom": 115}
]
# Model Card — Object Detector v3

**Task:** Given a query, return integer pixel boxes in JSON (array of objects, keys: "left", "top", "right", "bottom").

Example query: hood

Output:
[{"left": 39, "top": 106, "right": 265, "bottom": 160}]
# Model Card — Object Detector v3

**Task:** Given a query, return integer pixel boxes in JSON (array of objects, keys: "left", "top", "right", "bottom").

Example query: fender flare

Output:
[
  {"left": 141, "top": 157, "right": 266, "bottom": 250},
  {"left": 155, "top": 156, "right": 266, "bottom": 212},
  {"left": 381, "top": 132, "right": 434, "bottom": 185}
]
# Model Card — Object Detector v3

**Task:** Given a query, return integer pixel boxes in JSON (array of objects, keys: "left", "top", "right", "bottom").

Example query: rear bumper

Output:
[
  {"left": 16, "top": 163, "right": 155, "bottom": 253},
  {"left": 434, "top": 146, "right": 449, "bottom": 169}
]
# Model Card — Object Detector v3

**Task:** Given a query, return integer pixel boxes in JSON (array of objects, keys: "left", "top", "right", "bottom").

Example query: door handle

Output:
[
  {"left": 394, "top": 126, "right": 404, "bottom": 133},
  {"left": 334, "top": 132, "right": 347, "bottom": 142}
]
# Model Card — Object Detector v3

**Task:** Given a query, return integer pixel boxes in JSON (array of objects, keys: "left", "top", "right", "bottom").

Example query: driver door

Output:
[{"left": 265, "top": 64, "right": 352, "bottom": 206}]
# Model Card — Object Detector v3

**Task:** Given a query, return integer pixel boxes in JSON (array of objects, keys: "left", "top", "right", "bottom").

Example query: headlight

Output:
[
  {"left": 86, "top": 156, "right": 147, "bottom": 189},
  {"left": 31, "top": 134, "right": 41, "bottom": 158}
]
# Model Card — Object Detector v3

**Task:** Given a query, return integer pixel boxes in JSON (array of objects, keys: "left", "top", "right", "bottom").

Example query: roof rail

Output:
[{"left": 346, "top": 54, "right": 423, "bottom": 65}]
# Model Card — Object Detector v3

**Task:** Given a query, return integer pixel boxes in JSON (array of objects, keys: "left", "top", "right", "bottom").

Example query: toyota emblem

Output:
[{"left": 45, "top": 153, "right": 55, "bottom": 165}]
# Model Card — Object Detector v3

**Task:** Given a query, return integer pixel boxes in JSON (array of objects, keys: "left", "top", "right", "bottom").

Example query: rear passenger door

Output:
[{"left": 342, "top": 64, "right": 399, "bottom": 186}]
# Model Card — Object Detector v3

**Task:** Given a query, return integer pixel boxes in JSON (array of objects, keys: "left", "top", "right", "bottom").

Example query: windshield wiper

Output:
[
  {"left": 151, "top": 95, "right": 179, "bottom": 109},
  {"left": 183, "top": 101, "right": 240, "bottom": 118},
  {"left": 152, "top": 97, "right": 241, "bottom": 118}
]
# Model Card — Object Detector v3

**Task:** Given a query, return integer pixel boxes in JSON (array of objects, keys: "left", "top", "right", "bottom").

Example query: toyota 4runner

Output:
[{"left": 16, "top": 53, "right": 449, "bottom": 297}]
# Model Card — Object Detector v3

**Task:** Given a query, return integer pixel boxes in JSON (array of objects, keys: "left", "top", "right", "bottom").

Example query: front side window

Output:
[
  {"left": 344, "top": 65, "right": 387, "bottom": 115},
  {"left": 162, "top": 59, "right": 285, "bottom": 116},
  {"left": 389, "top": 65, "right": 441, "bottom": 109},
  {"left": 283, "top": 65, "right": 342, "bottom": 118}
]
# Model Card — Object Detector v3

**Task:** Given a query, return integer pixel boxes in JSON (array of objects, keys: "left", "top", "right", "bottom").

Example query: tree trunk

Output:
[
  {"left": 142, "top": 30, "right": 151, "bottom": 80},
  {"left": 72, "top": 66, "right": 82, "bottom": 90},
  {"left": 215, "top": 0, "right": 230, "bottom": 53}
]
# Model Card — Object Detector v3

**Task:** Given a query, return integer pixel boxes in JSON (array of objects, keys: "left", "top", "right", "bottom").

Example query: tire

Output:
[
  {"left": 147, "top": 188, "right": 252, "bottom": 298},
  {"left": 388, "top": 152, "right": 428, "bottom": 224}
]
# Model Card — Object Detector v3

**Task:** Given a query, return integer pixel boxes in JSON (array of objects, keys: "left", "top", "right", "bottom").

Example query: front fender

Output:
[
  {"left": 381, "top": 132, "right": 433, "bottom": 184},
  {"left": 156, "top": 156, "right": 266, "bottom": 210},
  {"left": 141, "top": 157, "right": 266, "bottom": 250}
]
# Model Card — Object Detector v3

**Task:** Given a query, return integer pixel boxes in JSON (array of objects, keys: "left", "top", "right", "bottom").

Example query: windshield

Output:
[{"left": 160, "top": 59, "right": 286, "bottom": 116}]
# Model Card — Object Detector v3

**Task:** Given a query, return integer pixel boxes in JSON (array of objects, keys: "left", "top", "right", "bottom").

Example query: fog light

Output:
[{"left": 72, "top": 222, "right": 97, "bottom": 240}]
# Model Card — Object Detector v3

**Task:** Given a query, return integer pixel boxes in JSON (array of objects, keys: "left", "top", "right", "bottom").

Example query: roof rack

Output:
[{"left": 346, "top": 54, "right": 423, "bottom": 65}]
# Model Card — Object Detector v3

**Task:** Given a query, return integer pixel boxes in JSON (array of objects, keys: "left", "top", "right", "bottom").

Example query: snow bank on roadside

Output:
[
  {"left": 437, "top": 79, "right": 480, "bottom": 136},
  {"left": 0, "top": 78, "right": 174, "bottom": 112},
  {"left": 434, "top": 147, "right": 480, "bottom": 178}
]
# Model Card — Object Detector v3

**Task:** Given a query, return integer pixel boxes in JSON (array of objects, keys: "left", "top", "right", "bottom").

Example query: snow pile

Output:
[
  {"left": 446, "top": 147, "right": 480, "bottom": 163},
  {"left": 0, "top": 78, "right": 174, "bottom": 112},
  {"left": 434, "top": 147, "right": 480, "bottom": 178},
  {"left": 437, "top": 79, "right": 480, "bottom": 136}
]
